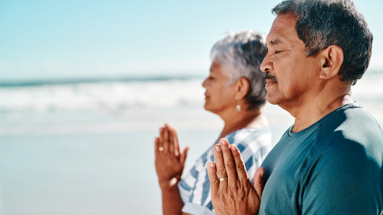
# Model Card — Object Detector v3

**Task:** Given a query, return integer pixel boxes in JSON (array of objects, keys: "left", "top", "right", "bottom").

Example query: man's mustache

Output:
[{"left": 264, "top": 72, "right": 278, "bottom": 83}]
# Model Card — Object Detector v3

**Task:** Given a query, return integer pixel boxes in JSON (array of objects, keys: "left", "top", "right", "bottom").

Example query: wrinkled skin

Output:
[{"left": 207, "top": 138, "right": 265, "bottom": 215}]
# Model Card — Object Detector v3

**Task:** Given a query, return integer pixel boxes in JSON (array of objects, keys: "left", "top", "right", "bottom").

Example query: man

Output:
[{"left": 206, "top": 0, "right": 383, "bottom": 214}]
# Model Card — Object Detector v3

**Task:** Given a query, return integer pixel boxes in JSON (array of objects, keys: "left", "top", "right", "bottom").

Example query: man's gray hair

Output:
[
  {"left": 273, "top": 0, "right": 373, "bottom": 85},
  {"left": 211, "top": 30, "right": 268, "bottom": 109}
]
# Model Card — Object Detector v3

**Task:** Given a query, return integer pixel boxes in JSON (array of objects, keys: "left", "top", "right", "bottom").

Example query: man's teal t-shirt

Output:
[{"left": 260, "top": 103, "right": 383, "bottom": 215}]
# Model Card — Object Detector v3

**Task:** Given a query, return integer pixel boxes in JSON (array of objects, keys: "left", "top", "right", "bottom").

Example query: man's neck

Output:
[{"left": 285, "top": 84, "right": 353, "bottom": 133}]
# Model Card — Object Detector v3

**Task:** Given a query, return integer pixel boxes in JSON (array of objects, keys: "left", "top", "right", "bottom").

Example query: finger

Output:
[
  {"left": 163, "top": 126, "right": 170, "bottom": 153},
  {"left": 159, "top": 127, "right": 164, "bottom": 147},
  {"left": 253, "top": 167, "right": 265, "bottom": 200},
  {"left": 160, "top": 127, "right": 166, "bottom": 153},
  {"left": 180, "top": 146, "right": 190, "bottom": 165},
  {"left": 213, "top": 144, "right": 228, "bottom": 182},
  {"left": 219, "top": 138, "right": 238, "bottom": 182},
  {"left": 230, "top": 144, "right": 249, "bottom": 181},
  {"left": 172, "top": 126, "right": 181, "bottom": 157},
  {"left": 166, "top": 124, "right": 175, "bottom": 154},
  {"left": 207, "top": 161, "right": 219, "bottom": 194},
  {"left": 157, "top": 129, "right": 164, "bottom": 153},
  {"left": 154, "top": 137, "right": 159, "bottom": 156}
]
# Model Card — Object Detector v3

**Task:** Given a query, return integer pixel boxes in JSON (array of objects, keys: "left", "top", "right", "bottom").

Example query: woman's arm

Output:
[
  {"left": 161, "top": 184, "right": 187, "bottom": 215},
  {"left": 155, "top": 124, "right": 190, "bottom": 215}
]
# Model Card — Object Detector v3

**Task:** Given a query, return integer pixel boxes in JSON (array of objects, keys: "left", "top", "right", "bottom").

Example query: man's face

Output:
[
  {"left": 260, "top": 14, "right": 320, "bottom": 107},
  {"left": 202, "top": 59, "right": 237, "bottom": 114}
]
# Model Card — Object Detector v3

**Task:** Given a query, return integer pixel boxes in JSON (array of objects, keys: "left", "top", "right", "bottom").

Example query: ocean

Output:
[{"left": 0, "top": 72, "right": 382, "bottom": 215}]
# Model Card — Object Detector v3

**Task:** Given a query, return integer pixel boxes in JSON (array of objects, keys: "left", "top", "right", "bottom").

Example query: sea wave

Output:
[
  {"left": 0, "top": 75, "right": 204, "bottom": 88},
  {"left": 0, "top": 78, "right": 205, "bottom": 113}
]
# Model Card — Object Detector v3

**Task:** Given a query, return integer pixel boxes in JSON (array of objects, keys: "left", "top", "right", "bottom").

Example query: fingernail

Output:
[
  {"left": 220, "top": 139, "right": 228, "bottom": 146},
  {"left": 230, "top": 145, "right": 236, "bottom": 152},
  {"left": 261, "top": 169, "right": 265, "bottom": 178},
  {"left": 210, "top": 162, "right": 215, "bottom": 168},
  {"left": 215, "top": 145, "right": 221, "bottom": 152}
]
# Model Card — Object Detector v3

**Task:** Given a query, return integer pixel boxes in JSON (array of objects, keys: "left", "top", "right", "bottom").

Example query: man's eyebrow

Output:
[{"left": 270, "top": 38, "right": 283, "bottom": 46}]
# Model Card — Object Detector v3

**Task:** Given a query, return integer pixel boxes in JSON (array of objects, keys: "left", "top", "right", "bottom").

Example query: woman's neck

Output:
[{"left": 217, "top": 108, "right": 268, "bottom": 140}]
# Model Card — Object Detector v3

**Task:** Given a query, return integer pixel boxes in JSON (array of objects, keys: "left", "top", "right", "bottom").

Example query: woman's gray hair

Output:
[
  {"left": 211, "top": 30, "right": 268, "bottom": 110},
  {"left": 273, "top": 0, "right": 373, "bottom": 85}
]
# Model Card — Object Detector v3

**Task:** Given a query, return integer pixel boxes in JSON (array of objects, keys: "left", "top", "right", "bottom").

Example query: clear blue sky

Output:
[{"left": 0, "top": 0, "right": 382, "bottom": 81}]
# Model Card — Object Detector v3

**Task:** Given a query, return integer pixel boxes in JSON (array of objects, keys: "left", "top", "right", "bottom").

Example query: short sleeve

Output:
[{"left": 301, "top": 139, "right": 382, "bottom": 215}]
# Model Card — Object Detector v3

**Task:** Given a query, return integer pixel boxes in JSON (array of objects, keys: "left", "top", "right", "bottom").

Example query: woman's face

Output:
[{"left": 202, "top": 59, "right": 237, "bottom": 115}]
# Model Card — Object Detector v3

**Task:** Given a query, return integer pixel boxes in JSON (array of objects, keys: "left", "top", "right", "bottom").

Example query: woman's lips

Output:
[{"left": 204, "top": 93, "right": 210, "bottom": 100}]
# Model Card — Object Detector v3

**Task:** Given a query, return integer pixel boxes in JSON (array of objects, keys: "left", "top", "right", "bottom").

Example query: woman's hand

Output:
[
  {"left": 207, "top": 138, "right": 265, "bottom": 215},
  {"left": 155, "top": 124, "right": 189, "bottom": 191}
]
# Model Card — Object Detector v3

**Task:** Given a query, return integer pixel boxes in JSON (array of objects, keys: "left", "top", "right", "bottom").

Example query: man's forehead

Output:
[{"left": 266, "top": 15, "right": 298, "bottom": 46}]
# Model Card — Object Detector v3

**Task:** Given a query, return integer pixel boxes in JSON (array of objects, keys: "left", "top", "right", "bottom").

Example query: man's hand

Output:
[
  {"left": 207, "top": 138, "right": 265, "bottom": 215},
  {"left": 155, "top": 123, "right": 189, "bottom": 191}
]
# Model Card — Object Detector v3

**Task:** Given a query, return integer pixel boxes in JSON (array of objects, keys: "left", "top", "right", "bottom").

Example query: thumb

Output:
[
  {"left": 253, "top": 167, "right": 265, "bottom": 200},
  {"left": 180, "top": 146, "right": 190, "bottom": 164}
]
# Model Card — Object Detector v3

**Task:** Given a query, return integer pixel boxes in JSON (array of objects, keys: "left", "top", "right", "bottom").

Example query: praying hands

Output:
[{"left": 207, "top": 138, "right": 265, "bottom": 215}]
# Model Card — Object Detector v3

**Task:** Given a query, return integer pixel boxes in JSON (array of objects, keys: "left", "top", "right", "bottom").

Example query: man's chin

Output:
[{"left": 266, "top": 94, "right": 280, "bottom": 105}]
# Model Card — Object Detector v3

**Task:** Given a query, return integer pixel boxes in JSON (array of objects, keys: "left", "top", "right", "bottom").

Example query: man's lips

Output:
[
  {"left": 265, "top": 79, "right": 277, "bottom": 87},
  {"left": 264, "top": 72, "right": 278, "bottom": 86}
]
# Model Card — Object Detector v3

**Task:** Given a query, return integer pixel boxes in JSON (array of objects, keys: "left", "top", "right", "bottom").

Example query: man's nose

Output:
[{"left": 260, "top": 53, "right": 273, "bottom": 73}]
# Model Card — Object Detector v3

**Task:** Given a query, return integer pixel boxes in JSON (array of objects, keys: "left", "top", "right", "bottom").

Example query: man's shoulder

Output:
[
  {"left": 314, "top": 104, "right": 383, "bottom": 165},
  {"left": 317, "top": 104, "right": 383, "bottom": 143}
]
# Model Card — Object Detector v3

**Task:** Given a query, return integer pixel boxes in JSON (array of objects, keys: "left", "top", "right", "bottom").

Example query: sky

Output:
[{"left": 0, "top": 0, "right": 382, "bottom": 81}]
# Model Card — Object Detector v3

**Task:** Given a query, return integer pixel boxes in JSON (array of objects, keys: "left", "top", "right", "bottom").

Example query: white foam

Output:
[{"left": 0, "top": 79, "right": 205, "bottom": 113}]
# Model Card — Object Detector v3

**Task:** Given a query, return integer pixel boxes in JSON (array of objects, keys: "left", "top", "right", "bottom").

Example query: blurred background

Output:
[{"left": 0, "top": 0, "right": 382, "bottom": 214}]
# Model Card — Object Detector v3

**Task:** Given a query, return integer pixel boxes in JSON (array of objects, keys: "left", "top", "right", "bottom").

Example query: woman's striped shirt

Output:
[{"left": 178, "top": 127, "right": 273, "bottom": 215}]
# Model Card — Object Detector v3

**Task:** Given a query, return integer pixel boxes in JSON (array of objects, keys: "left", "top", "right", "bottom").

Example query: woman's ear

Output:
[
  {"left": 235, "top": 77, "right": 250, "bottom": 100},
  {"left": 319, "top": 45, "right": 344, "bottom": 80}
]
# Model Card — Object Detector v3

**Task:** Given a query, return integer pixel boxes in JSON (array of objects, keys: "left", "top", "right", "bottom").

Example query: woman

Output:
[{"left": 155, "top": 30, "right": 273, "bottom": 215}]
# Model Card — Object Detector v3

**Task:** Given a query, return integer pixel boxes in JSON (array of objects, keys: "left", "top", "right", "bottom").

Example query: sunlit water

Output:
[{"left": 0, "top": 72, "right": 382, "bottom": 215}]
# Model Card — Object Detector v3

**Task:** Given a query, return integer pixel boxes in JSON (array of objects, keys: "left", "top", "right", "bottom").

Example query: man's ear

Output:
[
  {"left": 319, "top": 45, "right": 344, "bottom": 80},
  {"left": 235, "top": 77, "right": 250, "bottom": 100}
]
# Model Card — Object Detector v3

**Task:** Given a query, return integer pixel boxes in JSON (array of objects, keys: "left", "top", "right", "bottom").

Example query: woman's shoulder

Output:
[{"left": 225, "top": 127, "right": 272, "bottom": 148}]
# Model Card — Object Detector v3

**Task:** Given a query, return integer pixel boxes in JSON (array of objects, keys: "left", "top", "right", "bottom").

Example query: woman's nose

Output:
[{"left": 202, "top": 78, "right": 208, "bottom": 88}]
